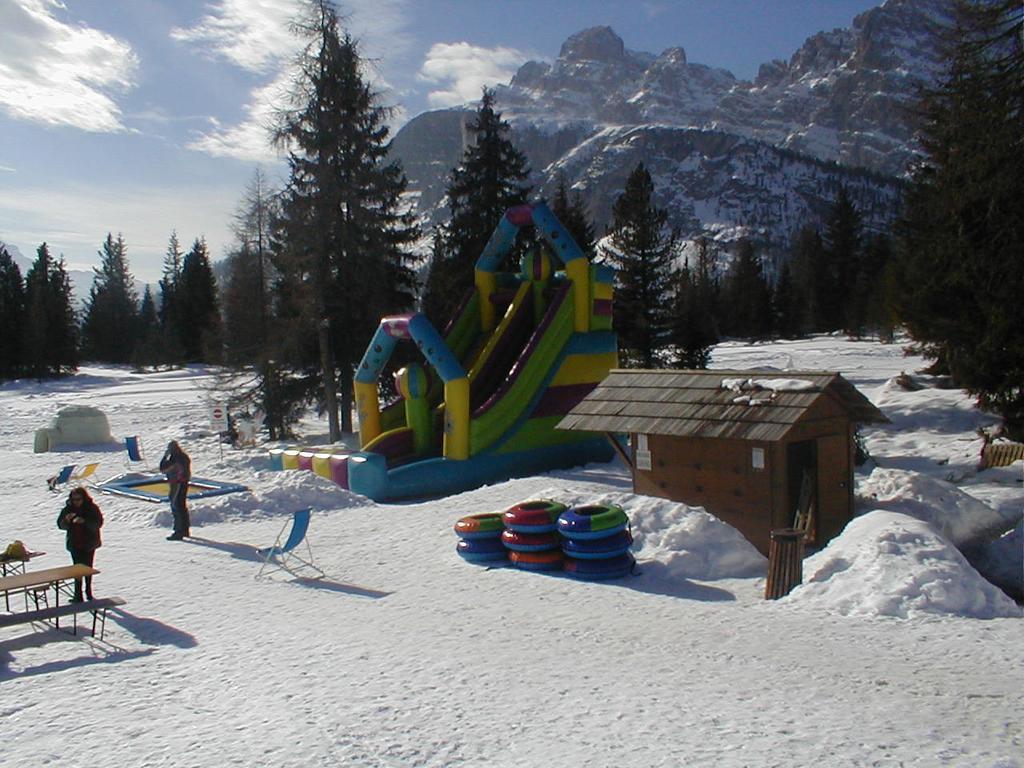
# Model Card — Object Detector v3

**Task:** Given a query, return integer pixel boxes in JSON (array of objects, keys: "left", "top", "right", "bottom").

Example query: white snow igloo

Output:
[{"left": 33, "top": 405, "right": 114, "bottom": 453}]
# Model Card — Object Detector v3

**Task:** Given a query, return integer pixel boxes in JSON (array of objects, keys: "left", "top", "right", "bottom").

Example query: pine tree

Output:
[
  {"left": 721, "top": 239, "right": 773, "bottom": 340},
  {"left": 895, "top": 0, "right": 1024, "bottom": 437},
  {"left": 850, "top": 233, "right": 894, "bottom": 339},
  {"left": 158, "top": 231, "right": 185, "bottom": 366},
  {"left": 422, "top": 87, "right": 531, "bottom": 326},
  {"left": 551, "top": 174, "right": 596, "bottom": 258},
  {"left": 0, "top": 245, "right": 26, "bottom": 379},
  {"left": 176, "top": 238, "right": 221, "bottom": 362},
  {"left": 822, "top": 186, "right": 863, "bottom": 333},
  {"left": 602, "top": 163, "right": 679, "bottom": 368},
  {"left": 23, "top": 243, "right": 77, "bottom": 378},
  {"left": 772, "top": 261, "right": 801, "bottom": 340},
  {"left": 789, "top": 225, "right": 827, "bottom": 334},
  {"left": 81, "top": 233, "right": 139, "bottom": 362},
  {"left": 132, "top": 285, "right": 162, "bottom": 369},
  {"left": 671, "top": 264, "right": 718, "bottom": 369},
  {"left": 227, "top": 168, "right": 276, "bottom": 363},
  {"left": 273, "top": 0, "right": 419, "bottom": 438}
]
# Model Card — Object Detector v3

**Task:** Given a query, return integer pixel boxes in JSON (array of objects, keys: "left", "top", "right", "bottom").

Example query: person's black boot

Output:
[{"left": 167, "top": 533, "right": 184, "bottom": 541}]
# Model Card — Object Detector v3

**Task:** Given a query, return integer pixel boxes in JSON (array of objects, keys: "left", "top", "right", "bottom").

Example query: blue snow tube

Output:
[
  {"left": 564, "top": 553, "right": 636, "bottom": 581},
  {"left": 557, "top": 503, "right": 629, "bottom": 540},
  {"left": 561, "top": 529, "right": 633, "bottom": 559},
  {"left": 457, "top": 537, "right": 508, "bottom": 563}
]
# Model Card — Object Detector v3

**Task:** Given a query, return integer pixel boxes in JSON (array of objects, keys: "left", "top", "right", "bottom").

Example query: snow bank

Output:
[
  {"left": 858, "top": 467, "right": 1019, "bottom": 547},
  {"left": 191, "top": 469, "right": 372, "bottom": 526},
  {"left": 785, "top": 510, "right": 1022, "bottom": 619},
  {"left": 627, "top": 495, "right": 766, "bottom": 580}
]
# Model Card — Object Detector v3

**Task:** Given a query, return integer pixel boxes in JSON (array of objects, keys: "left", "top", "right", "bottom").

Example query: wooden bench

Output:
[{"left": 0, "top": 596, "right": 126, "bottom": 640}]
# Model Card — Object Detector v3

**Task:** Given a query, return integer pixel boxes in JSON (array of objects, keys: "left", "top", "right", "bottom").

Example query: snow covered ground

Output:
[{"left": 1, "top": 336, "right": 1020, "bottom": 767}]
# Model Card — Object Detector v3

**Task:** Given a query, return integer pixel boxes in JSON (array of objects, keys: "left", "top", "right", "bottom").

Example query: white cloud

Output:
[
  {"left": 0, "top": 164, "right": 16, "bottom": 173},
  {"left": 185, "top": 75, "right": 291, "bottom": 163},
  {"left": 170, "top": 0, "right": 301, "bottom": 74},
  {"left": 417, "top": 42, "right": 528, "bottom": 108},
  {"left": 174, "top": 0, "right": 413, "bottom": 159},
  {"left": 0, "top": 0, "right": 138, "bottom": 132}
]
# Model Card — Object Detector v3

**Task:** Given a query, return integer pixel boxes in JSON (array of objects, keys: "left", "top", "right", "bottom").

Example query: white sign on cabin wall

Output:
[
  {"left": 636, "top": 433, "right": 652, "bottom": 471},
  {"left": 752, "top": 446, "right": 765, "bottom": 470}
]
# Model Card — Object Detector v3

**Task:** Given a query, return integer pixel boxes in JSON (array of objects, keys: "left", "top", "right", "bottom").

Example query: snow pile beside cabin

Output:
[
  {"left": 784, "top": 510, "right": 1022, "bottom": 619},
  {"left": 858, "top": 467, "right": 1021, "bottom": 548}
]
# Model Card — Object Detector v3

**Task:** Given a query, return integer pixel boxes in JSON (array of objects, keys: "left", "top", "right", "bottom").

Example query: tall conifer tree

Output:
[
  {"left": 601, "top": 163, "right": 678, "bottom": 368},
  {"left": 158, "top": 231, "right": 186, "bottom": 366},
  {"left": 422, "top": 88, "right": 530, "bottom": 325},
  {"left": 82, "top": 233, "right": 139, "bottom": 362},
  {"left": 0, "top": 245, "right": 26, "bottom": 379},
  {"left": 895, "top": 0, "right": 1023, "bottom": 436},
  {"left": 24, "top": 243, "right": 77, "bottom": 377},
  {"left": 176, "top": 238, "right": 221, "bottom": 362},
  {"left": 721, "top": 239, "right": 773, "bottom": 340},
  {"left": 274, "top": 0, "right": 419, "bottom": 438},
  {"left": 551, "top": 175, "right": 596, "bottom": 258}
]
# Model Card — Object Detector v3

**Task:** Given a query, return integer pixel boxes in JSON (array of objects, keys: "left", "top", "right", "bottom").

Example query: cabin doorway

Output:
[{"left": 787, "top": 439, "right": 817, "bottom": 539}]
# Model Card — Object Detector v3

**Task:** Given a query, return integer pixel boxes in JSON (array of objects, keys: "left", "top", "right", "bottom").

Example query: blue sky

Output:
[{"left": 0, "top": 0, "right": 879, "bottom": 282}]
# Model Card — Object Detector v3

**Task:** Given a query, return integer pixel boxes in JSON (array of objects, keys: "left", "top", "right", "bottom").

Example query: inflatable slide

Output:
[{"left": 269, "top": 202, "right": 617, "bottom": 501}]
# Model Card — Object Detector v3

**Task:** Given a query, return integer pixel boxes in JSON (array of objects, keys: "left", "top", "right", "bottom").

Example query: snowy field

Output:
[{"left": 1, "top": 336, "right": 1021, "bottom": 768}]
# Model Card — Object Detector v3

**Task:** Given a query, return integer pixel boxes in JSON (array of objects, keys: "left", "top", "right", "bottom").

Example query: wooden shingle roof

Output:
[{"left": 557, "top": 369, "right": 889, "bottom": 442}]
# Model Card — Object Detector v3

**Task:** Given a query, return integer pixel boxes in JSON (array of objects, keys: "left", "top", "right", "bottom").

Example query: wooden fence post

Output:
[{"left": 765, "top": 528, "right": 804, "bottom": 600}]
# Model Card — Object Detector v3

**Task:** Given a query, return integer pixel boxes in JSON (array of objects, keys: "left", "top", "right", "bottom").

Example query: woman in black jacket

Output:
[
  {"left": 56, "top": 486, "right": 104, "bottom": 602},
  {"left": 159, "top": 440, "right": 191, "bottom": 540}
]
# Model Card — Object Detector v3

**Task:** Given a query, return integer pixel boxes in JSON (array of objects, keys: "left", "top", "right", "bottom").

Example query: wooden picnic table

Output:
[
  {"left": 0, "top": 550, "right": 46, "bottom": 577},
  {"left": 0, "top": 564, "right": 99, "bottom": 620}
]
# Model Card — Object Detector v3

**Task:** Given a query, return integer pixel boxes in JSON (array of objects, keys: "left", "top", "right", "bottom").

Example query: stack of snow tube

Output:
[
  {"left": 557, "top": 503, "right": 635, "bottom": 580},
  {"left": 501, "top": 500, "right": 567, "bottom": 571},
  {"left": 453, "top": 513, "right": 507, "bottom": 565}
]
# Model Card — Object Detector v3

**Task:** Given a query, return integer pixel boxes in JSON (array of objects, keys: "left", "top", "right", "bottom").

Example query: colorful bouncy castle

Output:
[{"left": 269, "top": 202, "right": 617, "bottom": 501}]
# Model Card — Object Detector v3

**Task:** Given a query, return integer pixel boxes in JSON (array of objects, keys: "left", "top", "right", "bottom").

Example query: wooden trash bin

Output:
[{"left": 765, "top": 528, "right": 804, "bottom": 600}]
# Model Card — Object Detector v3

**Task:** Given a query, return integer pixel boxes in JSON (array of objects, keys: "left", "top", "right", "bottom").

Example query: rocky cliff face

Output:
[{"left": 390, "top": 0, "right": 948, "bottom": 254}]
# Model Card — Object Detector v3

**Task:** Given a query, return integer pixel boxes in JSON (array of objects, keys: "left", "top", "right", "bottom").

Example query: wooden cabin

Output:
[{"left": 557, "top": 369, "right": 889, "bottom": 556}]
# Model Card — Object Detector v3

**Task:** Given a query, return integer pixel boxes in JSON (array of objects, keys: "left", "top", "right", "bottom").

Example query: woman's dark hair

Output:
[{"left": 68, "top": 486, "right": 94, "bottom": 504}]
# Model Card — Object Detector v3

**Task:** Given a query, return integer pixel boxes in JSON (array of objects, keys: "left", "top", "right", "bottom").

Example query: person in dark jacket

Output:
[
  {"left": 56, "top": 486, "right": 103, "bottom": 602},
  {"left": 159, "top": 440, "right": 191, "bottom": 540}
]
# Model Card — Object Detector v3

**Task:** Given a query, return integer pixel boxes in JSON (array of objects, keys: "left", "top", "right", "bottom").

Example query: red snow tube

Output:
[
  {"left": 502, "top": 500, "right": 567, "bottom": 533},
  {"left": 509, "top": 549, "right": 564, "bottom": 571},
  {"left": 501, "top": 529, "right": 561, "bottom": 553},
  {"left": 454, "top": 512, "right": 504, "bottom": 539}
]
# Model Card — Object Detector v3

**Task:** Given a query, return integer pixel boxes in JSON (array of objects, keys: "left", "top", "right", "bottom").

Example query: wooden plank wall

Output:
[{"left": 633, "top": 434, "right": 776, "bottom": 554}]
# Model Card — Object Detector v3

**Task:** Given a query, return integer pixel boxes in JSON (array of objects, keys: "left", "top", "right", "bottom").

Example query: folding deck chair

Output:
[
  {"left": 71, "top": 462, "right": 100, "bottom": 483},
  {"left": 47, "top": 464, "right": 76, "bottom": 491},
  {"left": 124, "top": 436, "right": 145, "bottom": 468},
  {"left": 256, "top": 508, "right": 325, "bottom": 579}
]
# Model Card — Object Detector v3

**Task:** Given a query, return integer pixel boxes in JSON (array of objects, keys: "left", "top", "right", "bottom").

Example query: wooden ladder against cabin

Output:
[{"left": 792, "top": 469, "right": 817, "bottom": 543}]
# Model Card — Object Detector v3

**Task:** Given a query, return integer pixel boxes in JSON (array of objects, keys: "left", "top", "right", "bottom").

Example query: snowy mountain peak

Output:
[
  {"left": 558, "top": 26, "right": 627, "bottom": 62},
  {"left": 391, "top": 1, "right": 954, "bottom": 257}
]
